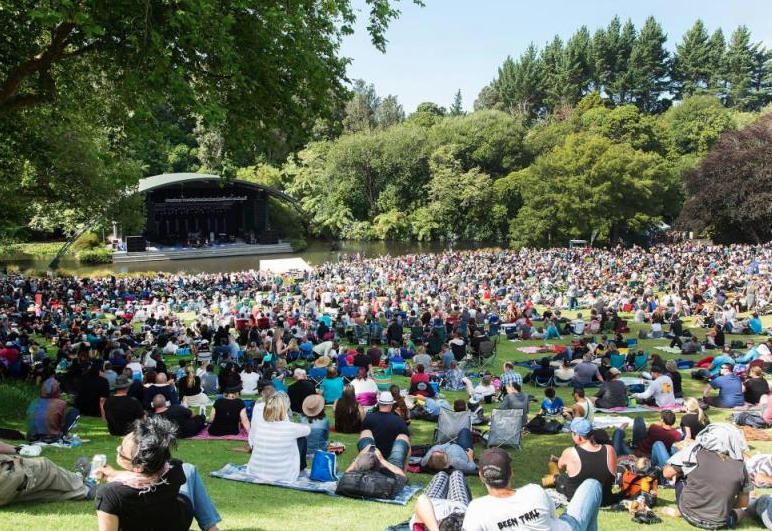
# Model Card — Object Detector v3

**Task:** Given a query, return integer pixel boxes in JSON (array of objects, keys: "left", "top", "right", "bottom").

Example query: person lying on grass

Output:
[{"left": 94, "top": 416, "right": 221, "bottom": 531}]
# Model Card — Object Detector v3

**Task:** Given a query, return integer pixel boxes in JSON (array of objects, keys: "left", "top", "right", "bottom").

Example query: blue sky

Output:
[{"left": 339, "top": 0, "right": 772, "bottom": 112}]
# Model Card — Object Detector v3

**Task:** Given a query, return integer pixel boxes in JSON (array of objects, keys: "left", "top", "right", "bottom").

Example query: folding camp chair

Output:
[
  {"left": 354, "top": 324, "right": 369, "bottom": 345},
  {"left": 486, "top": 409, "right": 524, "bottom": 449},
  {"left": 427, "top": 333, "right": 444, "bottom": 356},
  {"left": 633, "top": 353, "right": 649, "bottom": 371},
  {"left": 340, "top": 365, "right": 359, "bottom": 382},
  {"left": 451, "top": 341, "right": 467, "bottom": 361},
  {"left": 434, "top": 409, "right": 472, "bottom": 444},
  {"left": 532, "top": 374, "right": 554, "bottom": 387},
  {"left": 308, "top": 366, "right": 327, "bottom": 385},
  {"left": 609, "top": 354, "right": 626, "bottom": 370},
  {"left": 372, "top": 366, "right": 392, "bottom": 391},
  {"left": 477, "top": 340, "right": 497, "bottom": 369},
  {"left": 389, "top": 361, "right": 407, "bottom": 375},
  {"left": 410, "top": 326, "right": 425, "bottom": 343},
  {"left": 626, "top": 338, "right": 638, "bottom": 349}
]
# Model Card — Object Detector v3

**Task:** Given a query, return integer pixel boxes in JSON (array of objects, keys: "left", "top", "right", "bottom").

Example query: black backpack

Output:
[
  {"left": 525, "top": 414, "right": 563, "bottom": 435},
  {"left": 335, "top": 470, "right": 401, "bottom": 499}
]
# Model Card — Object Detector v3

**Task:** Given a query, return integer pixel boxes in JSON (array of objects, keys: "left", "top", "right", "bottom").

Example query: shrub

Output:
[
  {"left": 287, "top": 237, "right": 308, "bottom": 252},
  {"left": 72, "top": 232, "right": 101, "bottom": 252},
  {"left": 0, "top": 381, "right": 38, "bottom": 421},
  {"left": 77, "top": 247, "right": 113, "bottom": 264}
]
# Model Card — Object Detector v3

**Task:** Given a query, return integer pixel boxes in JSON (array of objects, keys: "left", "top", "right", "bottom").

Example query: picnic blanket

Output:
[
  {"left": 517, "top": 346, "right": 544, "bottom": 354},
  {"left": 210, "top": 464, "right": 422, "bottom": 506},
  {"left": 591, "top": 416, "right": 635, "bottom": 430},
  {"left": 655, "top": 346, "right": 682, "bottom": 354},
  {"left": 191, "top": 429, "right": 249, "bottom": 441},
  {"left": 595, "top": 405, "right": 650, "bottom": 414}
]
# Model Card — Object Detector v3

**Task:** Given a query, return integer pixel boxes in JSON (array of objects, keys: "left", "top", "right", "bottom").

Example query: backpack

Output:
[
  {"left": 732, "top": 411, "right": 771, "bottom": 429},
  {"left": 335, "top": 470, "right": 401, "bottom": 499},
  {"left": 730, "top": 340, "right": 746, "bottom": 349},
  {"left": 309, "top": 450, "right": 338, "bottom": 482},
  {"left": 525, "top": 414, "right": 563, "bottom": 435}
]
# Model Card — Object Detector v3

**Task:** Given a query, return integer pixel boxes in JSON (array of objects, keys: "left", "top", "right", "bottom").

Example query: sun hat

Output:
[
  {"left": 314, "top": 356, "right": 331, "bottom": 368},
  {"left": 377, "top": 391, "right": 395, "bottom": 405},
  {"left": 302, "top": 394, "right": 325, "bottom": 417},
  {"left": 114, "top": 375, "right": 132, "bottom": 389}
]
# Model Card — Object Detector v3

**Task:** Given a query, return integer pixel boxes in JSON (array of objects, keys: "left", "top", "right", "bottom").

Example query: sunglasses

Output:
[{"left": 116, "top": 445, "right": 132, "bottom": 461}]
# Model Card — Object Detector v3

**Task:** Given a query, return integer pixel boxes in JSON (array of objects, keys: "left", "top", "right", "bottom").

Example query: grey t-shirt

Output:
[
  {"left": 414, "top": 353, "right": 433, "bottom": 369},
  {"left": 671, "top": 448, "right": 750, "bottom": 528},
  {"left": 574, "top": 362, "right": 600, "bottom": 385},
  {"left": 501, "top": 391, "right": 530, "bottom": 418}
]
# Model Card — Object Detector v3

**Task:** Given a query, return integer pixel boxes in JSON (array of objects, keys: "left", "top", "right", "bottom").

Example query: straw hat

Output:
[
  {"left": 314, "top": 355, "right": 331, "bottom": 368},
  {"left": 302, "top": 394, "right": 325, "bottom": 417}
]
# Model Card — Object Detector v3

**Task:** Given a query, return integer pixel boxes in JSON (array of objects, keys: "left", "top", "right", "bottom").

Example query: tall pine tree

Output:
[
  {"left": 672, "top": 19, "right": 712, "bottom": 98},
  {"left": 722, "top": 26, "right": 757, "bottom": 109},
  {"left": 707, "top": 29, "right": 726, "bottom": 93},
  {"left": 495, "top": 44, "right": 544, "bottom": 119},
  {"left": 450, "top": 90, "right": 464, "bottom": 116},
  {"left": 629, "top": 16, "right": 671, "bottom": 112}
]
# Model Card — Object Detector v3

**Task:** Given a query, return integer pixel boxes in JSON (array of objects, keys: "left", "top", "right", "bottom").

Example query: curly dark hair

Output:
[
  {"left": 439, "top": 512, "right": 465, "bottom": 531},
  {"left": 128, "top": 416, "right": 178, "bottom": 475}
]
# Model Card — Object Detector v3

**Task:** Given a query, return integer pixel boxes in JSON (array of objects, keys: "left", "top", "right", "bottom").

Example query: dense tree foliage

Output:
[
  {"left": 479, "top": 16, "right": 772, "bottom": 121},
  {"left": 678, "top": 114, "right": 772, "bottom": 243}
]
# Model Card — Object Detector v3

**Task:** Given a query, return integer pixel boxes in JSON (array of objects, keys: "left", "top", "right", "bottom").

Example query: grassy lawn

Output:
[{"left": 2, "top": 315, "right": 772, "bottom": 530}]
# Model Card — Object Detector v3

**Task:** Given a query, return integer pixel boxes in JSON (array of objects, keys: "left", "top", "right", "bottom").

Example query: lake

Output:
[{"left": 3, "top": 240, "right": 496, "bottom": 275}]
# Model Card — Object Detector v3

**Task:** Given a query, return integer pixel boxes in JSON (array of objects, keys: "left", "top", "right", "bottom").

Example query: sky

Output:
[{"left": 339, "top": 0, "right": 772, "bottom": 112}]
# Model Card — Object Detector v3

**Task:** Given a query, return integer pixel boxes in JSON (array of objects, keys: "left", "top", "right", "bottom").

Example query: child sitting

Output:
[
  {"left": 540, "top": 388, "right": 564, "bottom": 416},
  {"left": 301, "top": 395, "right": 329, "bottom": 457}
]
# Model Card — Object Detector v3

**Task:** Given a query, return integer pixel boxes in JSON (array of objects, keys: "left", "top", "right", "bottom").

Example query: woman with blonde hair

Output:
[
  {"left": 680, "top": 397, "right": 709, "bottom": 441},
  {"left": 744, "top": 365, "right": 770, "bottom": 405},
  {"left": 247, "top": 392, "right": 310, "bottom": 482},
  {"left": 178, "top": 365, "right": 210, "bottom": 407}
]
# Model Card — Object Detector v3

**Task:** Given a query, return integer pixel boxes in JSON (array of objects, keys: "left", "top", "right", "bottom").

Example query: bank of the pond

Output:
[{"left": 1, "top": 239, "right": 498, "bottom": 276}]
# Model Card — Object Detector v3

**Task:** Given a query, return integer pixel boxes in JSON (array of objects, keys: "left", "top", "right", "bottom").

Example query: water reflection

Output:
[{"left": 3, "top": 240, "right": 496, "bottom": 275}]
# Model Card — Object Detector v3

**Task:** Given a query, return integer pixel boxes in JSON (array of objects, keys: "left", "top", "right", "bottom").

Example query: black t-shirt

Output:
[
  {"left": 715, "top": 329, "right": 725, "bottom": 347},
  {"left": 76, "top": 374, "right": 110, "bottom": 417},
  {"left": 288, "top": 379, "right": 317, "bottom": 413},
  {"left": 680, "top": 413, "right": 708, "bottom": 439},
  {"left": 178, "top": 376, "right": 202, "bottom": 397},
  {"left": 744, "top": 377, "right": 770, "bottom": 404},
  {"left": 367, "top": 347, "right": 383, "bottom": 367},
  {"left": 95, "top": 459, "right": 193, "bottom": 531},
  {"left": 668, "top": 370, "right": 683, "bottom": 396},
  {"left": 361, "top": 410, "right": 410, "bottom": 457},
  {"left": 208, "top": 397, "right": 245, "bottom": 435},
  {"left": 154, "top": 405, "right": 201, "bottom": 438},
  {"left": 104, "top": 395, "right": 146, "bottom": 436},
  {"left": 127, "top": 381, "right": 145, "bottom": 403}
]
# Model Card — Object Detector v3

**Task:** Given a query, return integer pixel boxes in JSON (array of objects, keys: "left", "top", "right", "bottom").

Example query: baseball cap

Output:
[
  {"left": 569, "top": 418, "right": 593, "bottom": 437},
  {"left": 377, "top": 391, "right": 395, "bottom": 405},
  {"left": 479, "top": 448, "right": 512, "bottom": 488}
]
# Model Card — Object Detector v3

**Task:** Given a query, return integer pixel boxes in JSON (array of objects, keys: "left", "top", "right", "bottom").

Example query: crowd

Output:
[{"left": 3, "top": 242, "right": 772, "bottom": 530}]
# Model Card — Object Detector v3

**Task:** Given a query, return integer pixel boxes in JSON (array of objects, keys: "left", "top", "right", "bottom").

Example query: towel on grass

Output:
[
  {"left": 210, "top": 464, "right": 422, "bottom": 505},
  {"left": 655, "top": 346, "right": 682, "bottom": 354},
  {"left": 191, "top": 429, "right": 248, "bottom": 441},
  {"left": 595, "top": 405, "right": 650, "bottom": 414},
  {"left": 592, "top": 416, "right": 635, "bottom": 430}
]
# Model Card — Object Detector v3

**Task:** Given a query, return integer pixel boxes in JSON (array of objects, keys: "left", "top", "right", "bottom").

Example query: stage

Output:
[{"left": 112, "top": 241, "right": 293, "bottom": 263}]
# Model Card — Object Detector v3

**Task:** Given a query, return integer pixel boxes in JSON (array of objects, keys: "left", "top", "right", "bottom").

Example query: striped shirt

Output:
[{"left": 247, "top": 420, "right": 311, "bottom": 482}]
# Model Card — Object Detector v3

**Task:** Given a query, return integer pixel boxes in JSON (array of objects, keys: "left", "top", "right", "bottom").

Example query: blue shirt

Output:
[
  {"left": 319, "top": 377, "right": 344, "bottom": 403},
  {"left": 441, "top": 349, "right": 454, "bottom": 370},
  {"left": 710, "top": 374, "right": 745, "bottom": 408},
  {"left": 302, "top": 416, "right": 329, "bottom": 455},
  {"left": 709, "top": 355, "right": 735, "bottom": 376},
  {"left": 541, "top": 397, "right": 564, "bottom": 415},
  {"left": 750, "top": 318, "right": 763, "bottom": 335}
]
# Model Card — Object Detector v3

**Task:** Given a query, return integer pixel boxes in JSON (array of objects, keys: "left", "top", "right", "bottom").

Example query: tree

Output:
[
  {"left": 495, "top": 45, "right": 544, "bottom": 119},
  {"left": 593, "top": 17, "right": 637, "bottom": 104},
  {"left": 450, "top": 90, "right": 464, "bottom": 116},
  {"left": 473, "top": 83, "right": 501, "bottom": 111},
  {"left": 415, "top": 102, "right": 447, "bottom": 116},
  {"left": 722, "top": 26, "right": 755, "bottom": 109},
  {"left": 661, "top": 95, "right": 736, "bottom": 155},
  {"left": 511, "top": 132, "right": 669, "bottom": 246},
  {"left": 629, "top": 16, "right": 671, "bottom": 112},
  {"left": 672, "top": 19, "right": 712, "bottom": 98},
  {"left": 343, "top": 80, "right": 380, "bottom": 133},
  {"left": 678, "top": 114, "right": 772, "bottom": 242},
  {"left": 376, "top": 95, "right": 405, "bottom": 128},
  {"left": 707, "top": 29, "right": 727, "bottom": 92}
]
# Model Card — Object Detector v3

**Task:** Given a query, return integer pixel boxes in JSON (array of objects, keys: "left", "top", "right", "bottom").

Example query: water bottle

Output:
[
  {"left": 90, "top": 454, "right": 107, "bottom": 479},
  {"left": 69, "top": 435, "right": 82, "bottom": 448}
]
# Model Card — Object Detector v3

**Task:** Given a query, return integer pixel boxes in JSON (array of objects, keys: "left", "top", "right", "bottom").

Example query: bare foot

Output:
[{"left": 661, "top": 507, "right": 681, "bottom": 518}]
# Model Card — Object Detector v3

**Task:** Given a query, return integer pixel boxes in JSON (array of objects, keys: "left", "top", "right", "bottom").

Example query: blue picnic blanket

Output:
[{"left": 210, "top": 464, "right": 422, "bottom": 505}]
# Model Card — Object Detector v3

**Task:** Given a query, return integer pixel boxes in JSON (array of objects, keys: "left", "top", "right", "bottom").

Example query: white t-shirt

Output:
[
  {"left": 240, "top": 371, "right": 260, "bottom": 393},
  {"left": 462, "top": 484, "right": 571, "bottom": 531}
]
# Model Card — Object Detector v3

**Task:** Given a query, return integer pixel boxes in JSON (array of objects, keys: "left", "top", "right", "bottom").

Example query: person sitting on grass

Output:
[
  {"left": 334, "top": 384, "right": 366, "bottom": 434},
  {"left": 542, "top": 418, "right": 617, "bottom": 506},
  {"left": 0, "top": 439, "right": 95, "bottom": 506},
  {"left": 94, "top": 416, "right": 221, "bottom": 531},
  {"left": 247, "top": 392, "right": 311, "bottom": 482},
  {"left": 462, "top": 448, "right": 603, "bottom": 531},
  {"left": 410, "top": 469, "right": 471, "bottom": 531},
  {"left": 300, "top": 394, "right": 329, "bottom": 457},
  {"left": 562, "top": 387, "right": 595, "bottom": 423},
  {"left": 462, "top": 374, "right": 496, "bottom": 403},
  {"left": 319, "top": 365, "right": 344, "bottom": 404},
  {"left": 207, "top": 385, "right": 249, "bottom": 436},
  {"left": 103, "top": 375, "right": 146, "bottom": 436},
  {"left": 390, "top": 384, "right": 411, "bottom": 425},
  {"left": 150, "top": 394, "right": 206, "bottom": 438},
  {"left": 351, "top": 366, "right": 379, "bottom": 406},
  {"left": 178, "top": 365, "right": 211, "bottom": 406},
  {"left": 443, "top": 361, "right": 465, "bottom": 391},
  {"left": 702, "top": 363, "right": 744, "bottom": 409},
  {"left": 590, "top": 367, "right": 627, "bottom": 409},
  {"left": 540, "top": 387, "right": 564, "bottom": 416},
  {"left": 523, "top": 357, "right": 554, "bottom": 385},
  {"left": 631, "top": 363, "right": 676, "bottom": 407},
  {"left": 26, "top": 376, "right": 80, "bottom": 441},
  {"left": 573, "top": 353, "right": 604, "bottom": 388},
  {"left": 500, "top": 382, "right": 531, "bottom": 419},
  {"left": 661, "top": 423, "right": 749, "bottom": 529},
  {"left": 409, "top": 365, "right": 437, "bottom": 398},
  {"left": 611, "top": 410, "right": 682, "bottom": 467},
  {"left": 357, "top": 391, "right": 411, "bottom": 471}
]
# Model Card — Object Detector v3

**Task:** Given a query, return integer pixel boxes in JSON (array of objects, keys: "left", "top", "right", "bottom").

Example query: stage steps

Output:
[{"left": 112, "top": 242, "right": 293, "bottom": 263}]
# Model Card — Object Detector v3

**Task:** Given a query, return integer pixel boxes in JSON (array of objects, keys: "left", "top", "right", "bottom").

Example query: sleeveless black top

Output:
[{"left": 564, "top": 444, "right": 615, "bottom": 505}]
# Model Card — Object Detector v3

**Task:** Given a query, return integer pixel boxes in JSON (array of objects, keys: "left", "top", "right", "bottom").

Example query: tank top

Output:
[
  {"left": 564, "top": 444, "right": 614, "bottom": 505},
  {"left": 576, "top": 398, "right": 595, "bottom": 422}
]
